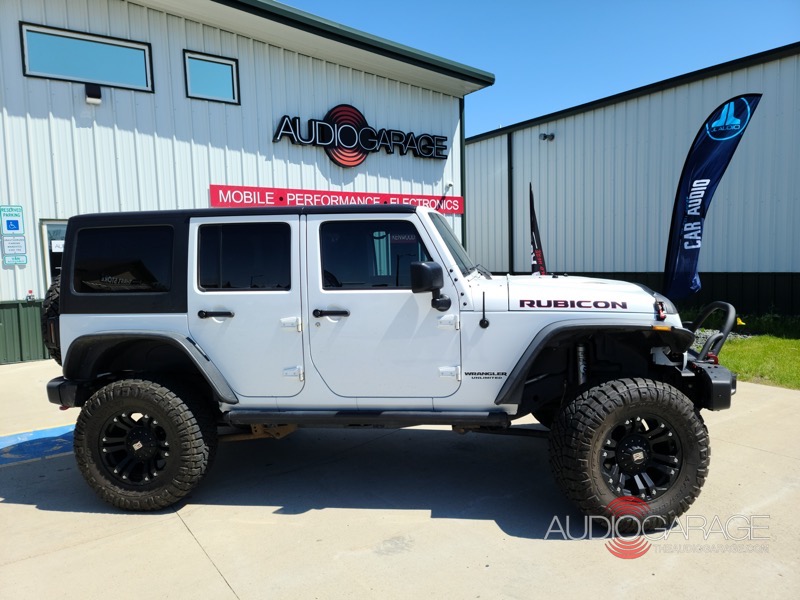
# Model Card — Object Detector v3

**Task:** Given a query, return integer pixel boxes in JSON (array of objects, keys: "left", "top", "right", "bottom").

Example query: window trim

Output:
[
  {"left": 183, "top": 50, "right": 240, "bottom": 105},
  {"left": 19, "top": 22, "right": 154, "bottom": 92}
]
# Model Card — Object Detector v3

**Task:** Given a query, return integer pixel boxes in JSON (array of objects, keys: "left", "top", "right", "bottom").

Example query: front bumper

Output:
[{"left": 688, "top": 361, "right": 737, "bottom": 410}]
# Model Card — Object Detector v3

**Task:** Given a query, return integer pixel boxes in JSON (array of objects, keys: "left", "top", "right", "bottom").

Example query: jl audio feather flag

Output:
[{"left": 663, "top": 94, "right": 761, "bottom": 300}]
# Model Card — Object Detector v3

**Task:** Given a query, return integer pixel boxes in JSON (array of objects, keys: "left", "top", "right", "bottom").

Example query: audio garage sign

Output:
[
  {"left": 210, "top": 185, "right": 464, "bottom": 214},
  {"left": 273, "top": 104, "right": 448, "bottom": 168}
]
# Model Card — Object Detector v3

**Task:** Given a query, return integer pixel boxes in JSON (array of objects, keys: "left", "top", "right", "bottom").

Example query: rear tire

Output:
[
  {"left": 74, "top": 379, "right": 215, "bottom": 511},
  {"left": 549, "top": 378, "right": 709, "bottom": 531}
]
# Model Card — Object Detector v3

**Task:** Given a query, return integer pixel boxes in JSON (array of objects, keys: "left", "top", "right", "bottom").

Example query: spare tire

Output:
[{"left": 41, "top": 275, "right": 62, "bottom": 365}]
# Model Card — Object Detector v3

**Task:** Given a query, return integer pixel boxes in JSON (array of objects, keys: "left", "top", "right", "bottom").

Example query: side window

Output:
[
  {"left": 21, "top": 23, "right": 153, "bottom": 91},
  {"left": 198, "top": 223, "right": 290, "bottom": 291},
  {"left": 73, "top": 226, "right": 172, "bottom": 293},
  {"left": 320, "top": 221, "right": 431, "bottom": 289}
]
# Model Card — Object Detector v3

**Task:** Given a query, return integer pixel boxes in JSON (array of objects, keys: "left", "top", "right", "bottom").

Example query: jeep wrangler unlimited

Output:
[{"left": 43, "top": 205, "right": 736, "bottom": 526}]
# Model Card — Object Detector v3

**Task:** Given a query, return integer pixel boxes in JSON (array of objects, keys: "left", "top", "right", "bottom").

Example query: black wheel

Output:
[
  {"left": 41, "top": 275, "right": 61, "bottom": 365},
  {"left": 549, "top": 378, "right": 709, "bottom": 531},
  {"left": 74, "top": 379, "right": 217, "bottom": 511}
]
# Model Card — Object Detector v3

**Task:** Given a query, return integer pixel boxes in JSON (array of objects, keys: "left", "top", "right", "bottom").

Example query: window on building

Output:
[
  {"left": 184, "top": 51, "right": 239, "bottom": 104},
  {"left": 73, "top": 226, "right": 172, "bottom": 293},
  {"left": 320, "top": 221, "right": 431, "bottom": 289},
  {"left": 20, "top": 23, "right": 153, "bottom": 91},
  {"left": 198, "top": 223, "right": 290, "bottom": 290}
]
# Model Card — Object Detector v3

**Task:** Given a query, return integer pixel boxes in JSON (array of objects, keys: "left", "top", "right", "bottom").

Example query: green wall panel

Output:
[{"left": 0, "top": 301, "right": 49, "bottom": 364}]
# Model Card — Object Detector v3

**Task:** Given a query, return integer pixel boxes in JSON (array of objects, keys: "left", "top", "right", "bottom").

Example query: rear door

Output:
[{"left": 187, "top": 216, "right": 304, "bottom": 401}]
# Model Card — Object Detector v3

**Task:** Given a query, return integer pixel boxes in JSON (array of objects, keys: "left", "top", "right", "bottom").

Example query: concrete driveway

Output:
[{"left": 1, "top": 360, "right": 798, "bottom": 599}]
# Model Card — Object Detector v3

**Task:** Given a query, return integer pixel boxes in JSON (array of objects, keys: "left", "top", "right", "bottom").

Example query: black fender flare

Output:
[
  {"left": 62, "top": 331, "right": 238, "bottom": 405},
  {"left": 494, "top": 320, "right": 695, "bottom": 406}
]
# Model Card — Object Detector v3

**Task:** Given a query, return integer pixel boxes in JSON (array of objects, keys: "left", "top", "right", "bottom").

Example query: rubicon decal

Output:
[
  {"left": 519, "top": 299, "right": 629, "bottom": 310},
  {"left": 273, "top": 104, "right": 448, "bottom": 168}
]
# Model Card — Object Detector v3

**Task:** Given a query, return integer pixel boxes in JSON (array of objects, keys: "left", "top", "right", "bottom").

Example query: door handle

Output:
[
  {"left": 312, "top": 309, "right": 350, "bottom": 318},
  {"left": 198, "top": 310, "right": 235, "bottom": 319}
]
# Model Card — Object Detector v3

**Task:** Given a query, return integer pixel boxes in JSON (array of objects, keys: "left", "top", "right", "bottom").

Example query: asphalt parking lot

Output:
[{"left": 1, "top": 360, "right": 799, "bottom": 599}]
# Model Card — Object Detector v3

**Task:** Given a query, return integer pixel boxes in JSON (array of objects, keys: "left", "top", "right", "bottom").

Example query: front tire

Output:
[
  {"left": 549, "top": 378, "right": 709, "bottom": 530},
  {"left": 74, "top": 379, "right": 216, "bottom": 511}
]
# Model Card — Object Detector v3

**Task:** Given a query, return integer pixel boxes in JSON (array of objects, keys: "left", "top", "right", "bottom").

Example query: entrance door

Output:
[
  {"left": 306, "top": 214, "right": 462, "bottom": 408},
  {"left": 40, "top": 221, "right": 67, "bottom": 282},
  {"left": 187, "top": 216, "right": 304, "bottom": 400}
]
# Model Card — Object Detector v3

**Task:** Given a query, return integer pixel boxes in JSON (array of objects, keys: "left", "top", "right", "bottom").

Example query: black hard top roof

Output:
[{"left": 68, "top": 204, "right": 419, "bottom": 226}]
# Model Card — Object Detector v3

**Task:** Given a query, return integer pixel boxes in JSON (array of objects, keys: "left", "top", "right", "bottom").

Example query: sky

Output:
[{"left": 278, "top": 0, "right": 800, "bottom": 138}]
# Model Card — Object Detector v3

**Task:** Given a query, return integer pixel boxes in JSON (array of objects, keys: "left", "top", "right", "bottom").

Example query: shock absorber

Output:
[{"left": 576, "top": 343, "right": 587, "bottom": 386}]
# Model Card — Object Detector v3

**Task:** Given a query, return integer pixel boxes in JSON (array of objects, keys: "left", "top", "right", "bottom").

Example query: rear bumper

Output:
[
  {"left": 47, "top": 377, "right": 90, "bottom": 408},
  {"left": 689, "top": 361, "right": 736, "bottom": 410}
]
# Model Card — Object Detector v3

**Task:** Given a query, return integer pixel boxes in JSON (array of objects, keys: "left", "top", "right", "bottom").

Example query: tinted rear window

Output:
[
  {"left": 198, "top": 223, "right": 291, "bottom": 290},
  {"left": 73, "top": 226, "right": 173, "bottom": 293}
]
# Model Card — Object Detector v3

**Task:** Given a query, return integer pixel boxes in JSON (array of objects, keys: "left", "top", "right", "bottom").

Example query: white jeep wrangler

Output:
[{"left": 43, "top": 205, "right": 736, "bottom": 526}]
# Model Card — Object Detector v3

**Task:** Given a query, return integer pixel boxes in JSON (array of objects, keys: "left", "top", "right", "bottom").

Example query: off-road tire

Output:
[
  {"left": 549, "top": 378, "right": 709, "bottom": 532},
  {"left": 74, "top": 379, "right": 215, "bottom": 511},
  {"left": 150, "top": 376, "right": 219, "bottom": 469},
  {"left": 41, "top": 275, "right": 61, "bottom": 365}
]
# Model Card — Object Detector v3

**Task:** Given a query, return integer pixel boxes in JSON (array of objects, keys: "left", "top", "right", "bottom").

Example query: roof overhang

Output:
[{"left": 135, "top": 0, "right": 495, "bottom": 97}]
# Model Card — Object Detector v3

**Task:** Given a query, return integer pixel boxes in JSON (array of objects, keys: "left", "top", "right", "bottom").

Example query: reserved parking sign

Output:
[{"left": 1, "top": 206, "right": 24, "bottom": 235}]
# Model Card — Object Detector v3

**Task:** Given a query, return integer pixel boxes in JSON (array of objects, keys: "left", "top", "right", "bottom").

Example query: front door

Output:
[
  {"left": 187, "top": 216, "right": 304, "bottom": 401},
  {"left": 306, "top": 214, "right": 462, "bottom": 409}
]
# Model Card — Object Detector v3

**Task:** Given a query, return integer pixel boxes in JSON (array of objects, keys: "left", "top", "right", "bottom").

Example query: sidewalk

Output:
[
  {"left": 1, "top": 360, "right": 799, "bottom": 599},
  {"left": 1, "top": 360, "right": 72, "bottom": 436}
]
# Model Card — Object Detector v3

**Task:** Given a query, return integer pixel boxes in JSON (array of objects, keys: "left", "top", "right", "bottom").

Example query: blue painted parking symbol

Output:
[{"left": 7, "top": 219, "right": 19, "bottom": 231}]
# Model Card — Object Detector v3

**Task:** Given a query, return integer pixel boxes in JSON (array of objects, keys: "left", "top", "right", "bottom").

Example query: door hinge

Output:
[
  {"left": 438, "top": 366, "right": 461, "bottom": 380},
  {"left": 282, "top": 366, "right": 304, "bottom": 381},
  {"left": 437, "top": 314, "right": 460, "bottom": 330},
  {"left": 280, "top": 316, "right": 302, "bottom": 332}
]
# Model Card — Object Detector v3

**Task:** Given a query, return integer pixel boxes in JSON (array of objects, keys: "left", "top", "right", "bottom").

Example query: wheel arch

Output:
[
  {"left": 494, "top": 320, "right": 695, "bottom": 407},
  {"left": 63, "top": 332, "right": 238, "bottom": 405}
]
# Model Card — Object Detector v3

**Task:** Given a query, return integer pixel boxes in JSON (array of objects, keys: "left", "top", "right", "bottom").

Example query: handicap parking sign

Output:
[{"left": 1, "top": 206, "right": 25, "bottom": 235}]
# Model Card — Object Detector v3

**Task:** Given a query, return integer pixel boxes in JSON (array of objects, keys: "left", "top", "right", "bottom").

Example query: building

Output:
[
  {"left": 0, "top": 0, "right": 494, "bottom": 363},
  {"left": 466, "top": 42, "right": 800, "bottom": 315}
]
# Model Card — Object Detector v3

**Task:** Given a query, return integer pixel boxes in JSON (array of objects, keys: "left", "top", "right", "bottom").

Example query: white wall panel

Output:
[
  {"left": 0, "top": 0, "right": 464, "bottom": 301},
  {"left": 464, "top": 135, "right": 508, "bottom": 272},
  {"left": 469, "top": 50, "right": 800, "bottom": 276}
]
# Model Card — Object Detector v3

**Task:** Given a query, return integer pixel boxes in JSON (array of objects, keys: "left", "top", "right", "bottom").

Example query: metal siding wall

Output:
[
  {"left": 0, "top": 302, "right": 48, "bottom": 363},
  {"left": 0, "top": 0, "right": 463, "bottom": 303},
  {"left": 464, "top": 135, "right": 508, "bottom": 271},
  {"left": 468, "top": 51, "right": 800, "bottom": 279}
]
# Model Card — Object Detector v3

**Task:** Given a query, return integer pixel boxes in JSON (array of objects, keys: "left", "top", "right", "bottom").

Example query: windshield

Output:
[{"left": 428, "top": 212, "right": 476, "bottom": 276}]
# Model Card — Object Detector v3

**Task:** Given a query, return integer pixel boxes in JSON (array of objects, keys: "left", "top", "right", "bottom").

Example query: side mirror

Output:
[{"left": 410, "top": 262, "right": 451, "bottom": 312}]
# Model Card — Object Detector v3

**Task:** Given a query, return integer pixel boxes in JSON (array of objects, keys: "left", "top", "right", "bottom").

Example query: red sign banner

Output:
[{"left": 209, "top": 185, "right": 463, "bottom": 214}]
